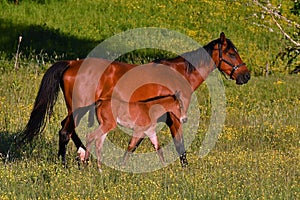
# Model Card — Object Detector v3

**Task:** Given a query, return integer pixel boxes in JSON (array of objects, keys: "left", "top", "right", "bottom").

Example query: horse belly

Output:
[{"left": 116, "top": 117, "right": 135, "bottom": 129}]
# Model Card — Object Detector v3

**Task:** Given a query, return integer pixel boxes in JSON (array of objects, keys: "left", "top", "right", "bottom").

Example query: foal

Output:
[{"left": 84, "top": 92, "right": 183, "bottom": 171}]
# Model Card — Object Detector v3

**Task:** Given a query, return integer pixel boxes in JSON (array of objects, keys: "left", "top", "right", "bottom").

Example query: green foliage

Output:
[{"left": 291, "top": 0, "right": 300, "bottom": 15}]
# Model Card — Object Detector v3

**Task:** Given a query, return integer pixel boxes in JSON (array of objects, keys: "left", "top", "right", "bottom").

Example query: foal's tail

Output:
[{"left": 17, "top": 61, "right": 70, "bottom": 146}]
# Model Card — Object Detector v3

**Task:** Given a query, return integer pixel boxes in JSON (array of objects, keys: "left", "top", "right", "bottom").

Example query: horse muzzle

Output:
[
  {"left": 180, "top": 116, "right": 188, "bottom": 123},
  {"left": 236, "top": 71, "right": 251, "bottom": 85}
]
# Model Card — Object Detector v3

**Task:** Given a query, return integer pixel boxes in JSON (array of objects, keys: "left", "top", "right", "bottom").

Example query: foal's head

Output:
[
  {"left": 148, "top": 91, "right": 186, "bottom": 124},
  {"left": 174, "top": 91, "right": 187, "bottom": 123}
]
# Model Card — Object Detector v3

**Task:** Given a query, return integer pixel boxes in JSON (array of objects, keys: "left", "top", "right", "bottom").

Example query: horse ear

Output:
[
  {"left": 175, "top": 90, "right": 181, "bottom": 98},
  {"left": 220, "top": 32, "right": 227, "bottom": 45}
]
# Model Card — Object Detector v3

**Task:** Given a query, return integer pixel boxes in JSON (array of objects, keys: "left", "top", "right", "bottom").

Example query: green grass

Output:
[
  {"left": 0, "top": 0, "right": 299, "bottom": 199},
  {"left": 0, "top": 64, "right": 299, "bottom": 199}
]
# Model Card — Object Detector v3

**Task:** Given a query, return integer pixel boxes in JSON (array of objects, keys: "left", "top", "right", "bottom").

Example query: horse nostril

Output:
[
  {"left": 245, "top": 73, "right": 251, "bottom": 80},
  {"left": 181, "top": 117, "right": 188, "bottom": 123}
]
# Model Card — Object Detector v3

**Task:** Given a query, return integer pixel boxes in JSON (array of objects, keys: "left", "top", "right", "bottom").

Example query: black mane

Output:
[{"left": 153, "top": 38, "right": 237, "bottom": 74}]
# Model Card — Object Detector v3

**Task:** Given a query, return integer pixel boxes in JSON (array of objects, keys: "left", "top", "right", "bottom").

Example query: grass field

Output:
[
  {"left": 0, "top": 0, "right": 299, "bottom": 199},
  {"left": 0, "top": 66, "right": 299, "bottom": 199}
]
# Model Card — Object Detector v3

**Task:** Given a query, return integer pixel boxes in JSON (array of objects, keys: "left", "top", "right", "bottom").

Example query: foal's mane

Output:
[
  {"left": 94, "top": 95, "right": 176, "bottom": 106},
  {"left": 137, "top": 94, "right": 176, "bottom": 103}
]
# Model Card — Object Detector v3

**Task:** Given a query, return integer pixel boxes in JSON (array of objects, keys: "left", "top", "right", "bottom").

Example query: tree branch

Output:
[
  {"left": 253, "top": 0, "right": 300, "bottom": 46},
  {"left": 271, "top": 15, "right": 300, "bottom": 47},
  {"left": 253, "top": 0, "right": 299, "bottom": 26}
]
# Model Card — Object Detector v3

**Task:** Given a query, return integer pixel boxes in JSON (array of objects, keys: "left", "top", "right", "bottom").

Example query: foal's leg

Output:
[
  {"left": 94, "top": 133, "right": 107, "bottom": 172},
  {"left": 147, "top": 132, "right": 165, "bottom": 166},
  {"left": 122, "top": 136, "right": 144, "bottom": 166},
  {"left": 144, "top": 125, "right": 165, "bottom": 165},
  {"left": 84, "top": 126, "right": 100, "bottom": 164},
  {"left": 85, "top": 103, "right": 114, "bottom": 171},
  {"left": 85, "top": 126, "right": 108, "bottom": 172},
  {"left": 123, "top": 130, "right": 166, "bottom": 166},
  {"left": 124, "top": 113, "right": 188, "bottom": 167}
]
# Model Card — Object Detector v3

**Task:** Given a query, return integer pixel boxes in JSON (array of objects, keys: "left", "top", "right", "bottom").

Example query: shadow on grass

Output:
[
  {"left": 0, "top": 131, "right": 20, "bottom": 162},
  {"left": 0, "top": 18, "right": 176, "bottom": 64},
  {"left": 0, "top": 131, "right": 60, "bottom": 164},
  {"left": 0, "top": 18, "right": 100, "bottom": 60}
]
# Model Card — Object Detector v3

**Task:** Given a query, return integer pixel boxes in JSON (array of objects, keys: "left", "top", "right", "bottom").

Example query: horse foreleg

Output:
[
  {"left": 122, "top": 136, "right": 144, "bottom": 166},
  {"left": 166, "top": 113, "right": 188, "bottom": 167}
]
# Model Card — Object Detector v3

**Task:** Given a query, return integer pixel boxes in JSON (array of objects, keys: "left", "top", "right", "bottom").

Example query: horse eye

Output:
[{"left": 229, "top": 52, "right": 236, "bottom": 58}]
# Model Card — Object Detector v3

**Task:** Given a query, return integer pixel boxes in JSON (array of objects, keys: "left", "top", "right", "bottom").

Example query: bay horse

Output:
[
  {"left": 18, "top": 32, "right": 250, "bottom": 167},
  {"left": 84, "top": 91, "right": 184, "bottom": 171}
]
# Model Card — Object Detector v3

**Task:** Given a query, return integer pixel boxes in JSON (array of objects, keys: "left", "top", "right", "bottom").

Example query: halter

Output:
[{"left": 217, "top": 43, "right": 246, "bottom": 80}]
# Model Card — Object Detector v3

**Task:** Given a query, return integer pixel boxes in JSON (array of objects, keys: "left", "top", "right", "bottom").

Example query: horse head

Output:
[{"left": 212, "top": 32, "right": 251, "bottom": 85}]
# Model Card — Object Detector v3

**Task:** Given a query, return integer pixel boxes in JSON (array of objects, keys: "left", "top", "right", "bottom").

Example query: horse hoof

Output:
[
  {"left": 77, "top": 147, "right": 86, "bottom": 162},
  {"left": 81, "top": 159, "right": 89, "bottom": 167},
  {"left": 180, "top": 152, "right": 188, "bottom": 167},
  {"left": 181, "top": 162, "right": 188, "bottom": 168},
  {"left": 161, "top": 162, "right": 167, "bottom": 167},
  {"left": 98, "top": 167, "right": 103, "bottom": 173}
]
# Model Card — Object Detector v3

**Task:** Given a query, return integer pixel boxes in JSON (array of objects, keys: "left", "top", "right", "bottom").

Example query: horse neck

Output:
[
  {"left": 184, "top": 66, "right": 209, "bottom": 91},
  {"left": 162, "top": 97, "right": 181, "bottom": 117},
  {"left": 150, "top": 97, "right": 178, "bottom": 113},
  {"left": 180, "top": 48, "right": 216, "bottom": 91}
]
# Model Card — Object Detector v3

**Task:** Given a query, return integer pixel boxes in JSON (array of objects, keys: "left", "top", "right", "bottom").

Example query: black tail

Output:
[{"left": 17, "top": 61, "right": 70, "bottom": 146}]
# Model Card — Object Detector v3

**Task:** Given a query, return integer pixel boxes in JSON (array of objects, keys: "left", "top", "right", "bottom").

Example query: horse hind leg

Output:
[
  {"left": 58, "top": 115, "right": 76, "bottom": 166},
  {"left": 71, "top": 131, "right": 86, "bottom": 163},
  {"left": 93, "top": 131, "right": 107, "bottom": 172},
  {"left": 70, "top": 107, "right": 92, "bottom": 167},
  {"left": 148, "top": 133, "right": 166, "bottom": 166},
  {"left": 84, "top": 126, "right": 100, "bottom": 165},
  {"left": 144, "top": 125, "right": 166, "bottom": 166}
]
